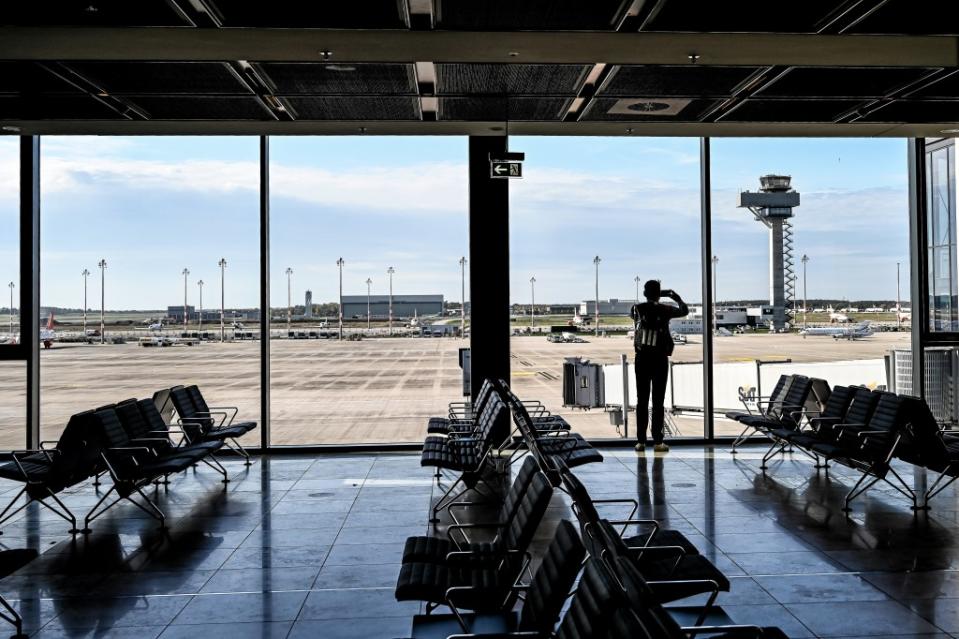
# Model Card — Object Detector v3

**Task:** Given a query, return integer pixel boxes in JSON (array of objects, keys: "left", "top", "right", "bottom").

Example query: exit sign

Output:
[{"left": 490, "top": 161, "right": 522, "bottom": 179}]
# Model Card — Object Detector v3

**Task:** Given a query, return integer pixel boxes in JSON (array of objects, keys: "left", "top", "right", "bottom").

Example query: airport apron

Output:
[{"left": 633, "top": 303, "right": 675, "bottom": 444}]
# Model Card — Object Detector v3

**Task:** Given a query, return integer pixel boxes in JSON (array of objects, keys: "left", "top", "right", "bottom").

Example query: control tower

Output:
[
  {"left": 737, "top": 175, "right": 801, "bottom": 331},
  {"left": 304, "top": 290, "right": 313, "bottom": 319}
]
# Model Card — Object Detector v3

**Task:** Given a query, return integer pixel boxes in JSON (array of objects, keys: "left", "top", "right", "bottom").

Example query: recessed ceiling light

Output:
[
  {"left": 85, "top": 5, "right": 98, "bottom": 12},
  {"left": 688, "top": 53, "right": 701, "bottom": 63},
  {"left": 357, "top": 126, "right": 368, "bottom": 134},
  {"left": 325, "top": 65, "right": 357, "bottom": 72},
  {"left": 490, "top": 126, "right": 505, "bottom": 131},
  {"left": 941, "top": 128, "right": 959, "bottom": 134},
  {"left": 1, "top": 125, "right": 21, "bottom": 133},
  {"left": 508, "top": 52, "right": 520, "bottom": 57},
  {"left": 318, "top": 50, "right": 333, "bottom": 60}
]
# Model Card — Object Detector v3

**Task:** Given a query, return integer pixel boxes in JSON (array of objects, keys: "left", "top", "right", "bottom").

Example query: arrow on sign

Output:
[{"left": 490, "top": 161, "right": 522, "bottom": 179}]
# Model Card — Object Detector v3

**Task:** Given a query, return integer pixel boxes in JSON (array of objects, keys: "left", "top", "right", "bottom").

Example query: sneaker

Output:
[
  {"left": 634, "top": 442, "right": 646, "bottom": 452},
  {"left": 653, "top": 442, "right": 670, "bottom": 453}
]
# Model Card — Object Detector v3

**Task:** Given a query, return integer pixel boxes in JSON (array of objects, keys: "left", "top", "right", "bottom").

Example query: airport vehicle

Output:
[
  {"left": 548, "top": 331, "right": 586, "bottom": 343},
  {"left": 828, "top": 307, "right": 851, "bottom": 323},
  {"left": 40, "top": 312, "right": 57, "bottom": 349},
  {"left": 148, "top": 320, "right": 164, "bottom": 331},
  {"left": 800, "top": 321, "right": 874, "bottom": 340}
]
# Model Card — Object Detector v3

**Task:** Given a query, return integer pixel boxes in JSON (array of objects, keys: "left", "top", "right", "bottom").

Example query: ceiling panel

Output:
[
  {"left": 859, "top": 100, "right": 959, "bottom": 124},
  {"left": 642, "top": 0, "right": 839, "bottom": 33},
  {"left": 285, "top": 96, "right": 421, "bottom": 120},
  {"left": 4, "top": 0, "right": 191, "bottom": 26},
  {"left": 758, "top": 67, "right": 934, "bottom": 99},
  {"left": 0, "top": 95, "right": 124, "bottom": 119},
  {"left": 64, "top": 62, "right": 251, "bottom": 95},
  {"left": 846, "top": 0, "right": 959, "bottom": 35},
  {"left": 0, "top": 62, "right": 86, "bottom": 94},
  {"left": 435, "top": 0, "right": 630, "bottom": 30},
  {"left": 130, "top": 96, "right": 272, "bottom": 120},
  {"left": 438, "top": 97, "right": 571, "bottom": 121},
  {"left": 436, "top": 64, "right": 590, "bottom": 95},
  {"left": 721, "top": 99, "right": 860, "bottom": 122},
  {"left": 599, "top": 66, "right": 761, "bottom": 98},
  {"left": 208, "top": 0, "right": 408, "bottom": 28},
  {"left": 258, "top": 63, "right": 417, "bottom": 95},
  {"left": 581, "top": 97, "right": 718, "bottom": 121},
  {"left": 907, "top": 72, "right": 959, "bottom": 99}
]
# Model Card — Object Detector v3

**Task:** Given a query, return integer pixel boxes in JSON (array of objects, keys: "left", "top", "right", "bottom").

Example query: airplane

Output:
[
  {"left": 828, "top": 307, "right": 850, "bottom": 323},
  {"left": 569, "top": 308, "right": 590, "bottom": 326},
  {"left": 40, "top": 311, "right": 56, "bottom": 349},
  {"left": 801, "top": 321, "right": 873, "bottom": 340},
  {"left": 148, "top": 320, "right": 164, "bottom": 331}
]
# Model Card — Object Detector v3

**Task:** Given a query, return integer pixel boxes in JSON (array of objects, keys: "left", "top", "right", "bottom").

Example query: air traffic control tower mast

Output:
[{"left": 738, "top": 175, "right": 801, "bottom": 331}]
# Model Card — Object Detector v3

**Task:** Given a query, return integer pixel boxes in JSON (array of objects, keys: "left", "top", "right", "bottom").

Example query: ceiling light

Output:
[
  {"left": 319, "top": 50, "right": 333, "bottom": 61},
  {"left": 84, "top": 5, "right": 98, "bottom": 12},
  {"left": 508, "top": 52, "right": 520, "bottom": 58},
  {"left": 358, "top": 127, "right": 368, "bottom": 134},
  {"left": 325, "top": 65, "right": 357, "bottom": 72},
  {"left": 1, "top": 126, "right": 21, "bottom": 133},
  {"left": 688, "top": 53, "right": 700, "bottom": 63},
  {"left": 490, "top": 126, "right": 505, "bottom": 132},
  {"left": 941, "top": 128, "right": 959, "bottom": 134}
]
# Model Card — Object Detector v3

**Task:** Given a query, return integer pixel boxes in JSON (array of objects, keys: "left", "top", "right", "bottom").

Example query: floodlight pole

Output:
[
  {"left": 801, "top": 254, "right": 809, "bottom": 330},
  {"left": 182, "top": 268, "right": 190, "bottom": 330},
  {"left": 218, "top": 258, "right": 227, "bottom": 342},
  {"left": 529, "top": 276, "right": 536, "bottom": 330},
  {"left": 387, "top": 266, "right": 395, "bottom": 336},
  {"left": 197, "top": 280, "right": 204, "bottom": 330},
  {"left": 366, "top": 277, "right": 372, "bottom": 331},
  {"left": 634, "top": 275, "right": 640, "bottom": 303},
  {"left": 593, "top": 256, "right": 601, "bottom": 337},
  {"left": 81, "top": 268, "right": 90, "bottom": 335},
  {"left": 337, "top": 257, "right": 344, "bottom": 340},
  {"left": 98, "top": 259, "right": 106, "bottom": 344},
  {"left": 459, "top": 257, "right": 467, "bottom": 338},
  {"left": 286, "top": 267, "right": 293, "bottom": 334},
  {"left": 7, "top": 281, "right": 13, "bottom": 335}
]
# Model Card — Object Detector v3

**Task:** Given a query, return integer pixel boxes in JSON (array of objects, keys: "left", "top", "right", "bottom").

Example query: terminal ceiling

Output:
[{"left": 1, "top": 0, "right": 958, "bottom": 137}]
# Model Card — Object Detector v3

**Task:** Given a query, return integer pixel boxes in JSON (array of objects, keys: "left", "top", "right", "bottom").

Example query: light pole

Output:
[
  {"left": 529, "top": 276, "right": 536, "bottom": 331},
  {"left": 593, "top": 256, "right": 601, "bottom": 337},
  {"left": 366, "top": 277, "right": 373, "bottom": 331},
  {"left": 387, "top": 266, "right": 395, "bottom": 336},
  {"left": 182, "top": 268, "right": 190, "bottom": 331},
  {"left": 81, "top": 268, "right": 90, "bottom": 335},
  {"left": 98, "top": 259, "right": 107, "bottom": 344},
  {"left": 634, "top": 275, "right": 641, "bottom": 303},
  {"left": 7, "top": 282, "right": 13, "bottom": 335},
  {"left": 286, "top": 267, "right": 293, "bottom": 334},
  {"left": 896, "top": 261, "right": 902, "bottom": 330},
  {"left": 459, "top": 257, "right": 467, "bottom": 338},
  {"left": 197, "top": 280, "right": 204, "bottom": 330},
  {"left": 218, "top": 258, "right": 227, "bottom": 342},
  {"left": 711, "top": 255, "right": 719, "bottom": 334},
  {"left": 801, "top": 254, "right": 809, "bottom": 330},
  {"left": 337, "top": 257, "right": 345, "bottom": 340}
]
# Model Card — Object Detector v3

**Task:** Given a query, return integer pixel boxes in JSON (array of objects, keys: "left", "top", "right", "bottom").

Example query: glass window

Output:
[
  {"left": 1, "top": 138, "right": 18, "bottom": 348},
  {"left": 268, "top": 137, "right": 469, "bottom": 445},
  {"left": 710, "top": 138, "right": 911, "bottom": 438},
  {"left": 927, "top": 141, "right": 957, "bottom": 333},
  {"left": 509, "top": 137, "right": 704, "bottom": 441},
  {"left": 39, "top": 137, "right": 261, "bottom": 442},
  {"left": 0, "top": 363, "right": 25, "bottom": 450}
]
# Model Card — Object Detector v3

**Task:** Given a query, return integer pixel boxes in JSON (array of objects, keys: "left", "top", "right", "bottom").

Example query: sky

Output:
[{"left": 0, "top": 134, "right": 911, "bottom": 310}]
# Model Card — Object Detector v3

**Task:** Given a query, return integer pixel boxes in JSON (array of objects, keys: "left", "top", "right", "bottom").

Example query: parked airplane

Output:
[
  {"left": 569, "top": 309, "right": 590, "bottom": 326},
  {"left": 801, "top": 321, "right": 873, "bottom": 340},
  {"left": 40, "top": 312, "right": 56, "bottom": 348}
]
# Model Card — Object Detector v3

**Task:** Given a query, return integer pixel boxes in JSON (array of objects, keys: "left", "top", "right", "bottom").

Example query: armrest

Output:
[
  {"left": 446, "top": 521, "right": 505, "bottom": 549},
  {"left": 38, "top": 440, "right": 61, "bottom": 450}
]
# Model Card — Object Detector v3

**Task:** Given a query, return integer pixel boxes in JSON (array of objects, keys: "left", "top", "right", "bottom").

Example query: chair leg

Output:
[
  {"left": 125, "top": 487, "right": 167, "bottom": 529},
  {"left": 0, "top": 488, "right": 30, "bottom": 535},
  {"left": 885, "top": 467, "right": 923, "bottom": 512},
  {"left": 39, "top": 489, "right": 79, "bottom": 534},
  {"left": 82, "top": 484, "right": 122, "bottom": 534},
  {"left": 227, "top": 438, "right": 253, "bottom": 466},
  {"left": 0, "top": 593, "right": 24, "bottom": 639},
  {"left": 842, "top": 472, "right": 881, "bottom": 513},
  {"left": 925, "top": 470, "right": 958, "bottom": 503},
  {"left": 202, "top": 456, "right": 231, "bottom": 484},
  {"left": 760, "top": 440, "right": 785, "bottom": 472},
  {"left": 730, "top": 424, "right": 754, "bottom": 454}
]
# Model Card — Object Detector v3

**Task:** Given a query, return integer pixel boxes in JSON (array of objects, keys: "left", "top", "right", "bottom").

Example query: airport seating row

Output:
[
  {"left": 397, "top": 386, "right": 788, "bottom": 638},
  {"left": 727, "top": 373, "right": 959, "bottom": 511},
  {"left": 419, "top": 379, "right": 601, "bottom": 521},
  {"left": 0, "top": 385, "right": 256, "bottom": 536}
]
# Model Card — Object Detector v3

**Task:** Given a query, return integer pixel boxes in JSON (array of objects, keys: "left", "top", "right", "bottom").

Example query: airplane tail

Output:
[{"left": 46, "top": 311, "right": 54, "bottom": 330}]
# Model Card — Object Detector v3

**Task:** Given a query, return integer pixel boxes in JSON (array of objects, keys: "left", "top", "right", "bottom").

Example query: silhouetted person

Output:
[{"left": 630, "top": 280, "right": 688, "bottom": 452}]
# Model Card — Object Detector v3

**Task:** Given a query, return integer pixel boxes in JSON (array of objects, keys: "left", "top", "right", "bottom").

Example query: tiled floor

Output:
[{"left": 3, "top": 445, "right": 959, "bottom": 637}]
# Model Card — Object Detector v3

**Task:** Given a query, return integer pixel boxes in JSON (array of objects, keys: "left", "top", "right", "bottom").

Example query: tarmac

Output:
[{"left": 0, "top": 331, "right": 910, "bottom": 448}]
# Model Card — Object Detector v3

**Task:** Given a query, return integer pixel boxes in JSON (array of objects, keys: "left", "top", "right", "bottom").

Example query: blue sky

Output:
[{"left": 0, "top": 135, "right": 910, "bottom": 310}]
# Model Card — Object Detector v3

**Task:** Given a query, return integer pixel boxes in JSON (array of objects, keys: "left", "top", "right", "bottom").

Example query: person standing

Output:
[{"left": 630, "top": 280, "right": 688, "bottom": 452}]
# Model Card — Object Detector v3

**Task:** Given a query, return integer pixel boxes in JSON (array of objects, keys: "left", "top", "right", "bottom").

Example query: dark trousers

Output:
[{"left": 635, "top": 351, "right": 669, "bottom": 444}]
